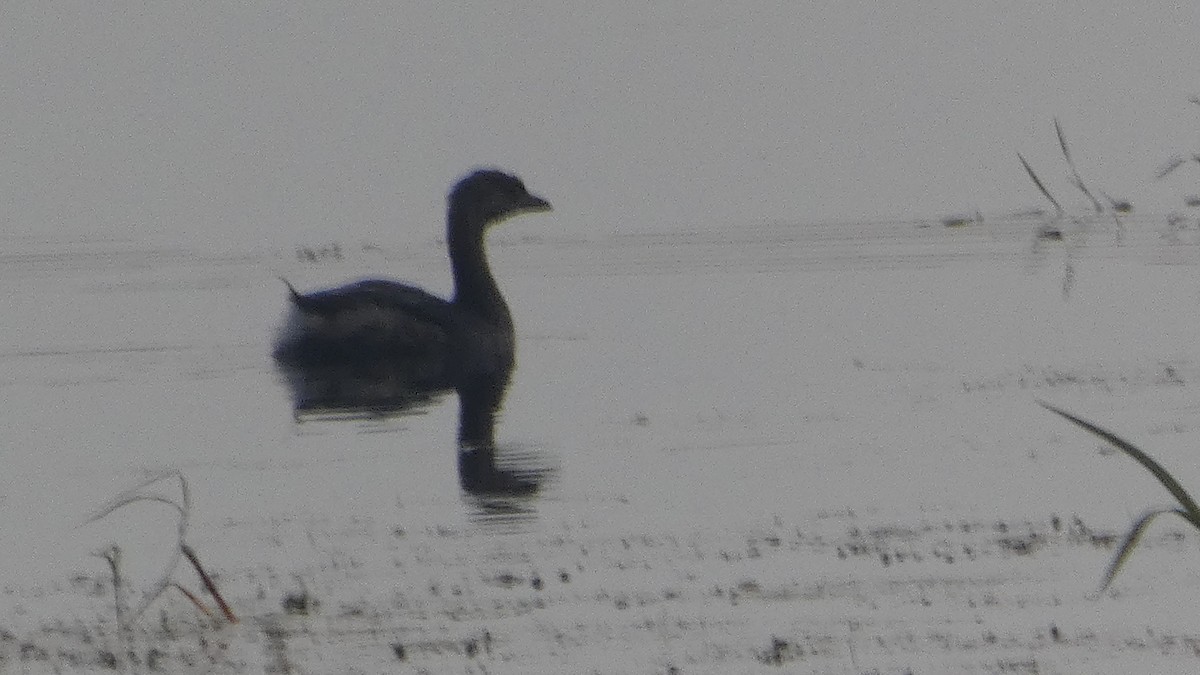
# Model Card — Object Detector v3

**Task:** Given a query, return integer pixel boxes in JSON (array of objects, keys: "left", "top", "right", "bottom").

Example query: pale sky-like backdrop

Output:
[{"left": 2, "top": 3, "right": 1198, "bottom": 247}]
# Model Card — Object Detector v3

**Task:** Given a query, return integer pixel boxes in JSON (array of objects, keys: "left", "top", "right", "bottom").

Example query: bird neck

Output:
[{"left": 448, "top": 213, "right": 511, "bottom": 327}]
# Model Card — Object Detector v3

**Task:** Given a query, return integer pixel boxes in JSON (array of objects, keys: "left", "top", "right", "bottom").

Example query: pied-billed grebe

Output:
[{"left": 272, "top": 169, "right": 551, "bottom": 387}]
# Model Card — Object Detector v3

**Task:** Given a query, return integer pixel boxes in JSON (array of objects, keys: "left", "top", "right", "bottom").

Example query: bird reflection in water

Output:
[
  {"left": 276, "top": 356, "right": 552, "bottom": 527},
  {"left": 272, "top": 170, "right": 554, "bottom": 527}
]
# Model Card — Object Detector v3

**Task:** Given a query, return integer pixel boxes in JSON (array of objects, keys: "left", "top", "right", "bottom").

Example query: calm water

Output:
[
  {"left": 7, "top": 212, "right": 1200, "bottom": 672},
  {"left": 2, "top": 212, "right": 1198, "bottom": 559}
]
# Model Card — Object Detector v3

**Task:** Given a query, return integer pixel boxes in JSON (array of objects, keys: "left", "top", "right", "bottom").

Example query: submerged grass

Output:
[{"left": 1039, "top": 401, "right": 1200, "bottom": 592}]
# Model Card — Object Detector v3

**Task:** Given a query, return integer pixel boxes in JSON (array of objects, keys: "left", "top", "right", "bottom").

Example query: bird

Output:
[{"left": 272, "top": 169, "right": 551, "bottom": 394}]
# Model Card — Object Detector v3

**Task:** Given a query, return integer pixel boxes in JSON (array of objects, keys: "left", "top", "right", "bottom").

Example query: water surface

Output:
[{"left": 4, "top": 213, "right": 1200, "bottom": 672}]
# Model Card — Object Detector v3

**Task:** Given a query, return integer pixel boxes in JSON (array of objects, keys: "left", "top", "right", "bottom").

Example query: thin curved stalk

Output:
[
  {"left": 1038, "top": 401, "right": 1200, "bottom": 519},
  {"left": 1098, "top": 507, "right": 1193, "bottom": 593},
  {"left": 1040, "top": 401, "right": 1200, "bottom": 593},
  {"left": 1055, "top": 118, "right": 1102, "bottom": 212},
  {"left": 86, "top": 471, "right": 202, "bottom": 626},
  {"left": 1018, "top": 153, "right": 1064, "bottom": 215}
]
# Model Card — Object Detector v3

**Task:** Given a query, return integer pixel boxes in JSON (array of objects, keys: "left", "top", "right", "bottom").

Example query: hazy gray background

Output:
[{"left": 2, "top": 3, "right": 1197, "bottom": 248}]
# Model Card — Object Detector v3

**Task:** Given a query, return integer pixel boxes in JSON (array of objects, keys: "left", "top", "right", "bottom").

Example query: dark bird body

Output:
[{"left": 273, "top": 169, "right": 551, "bottom": 395}]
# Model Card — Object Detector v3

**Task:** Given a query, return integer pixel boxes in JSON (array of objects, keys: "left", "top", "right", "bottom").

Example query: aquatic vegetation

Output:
[
  {"left": 86, "top": 469, "right": 237, "bottom": 626},
  {"left": 1020, "top": 118, "right": 1130, "bottom": 217},
  {"left": 1040, "top": 401, "right": 1200, "bottom": 592}
]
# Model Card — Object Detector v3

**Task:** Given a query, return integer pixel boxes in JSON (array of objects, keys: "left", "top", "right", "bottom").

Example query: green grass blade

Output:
[
  {"left": 1098, "top": 507, "right": 1188, "bottom": 593},
  {"left": 1038, "top": 401, "right": 1200, "bottom": 519},
  {"left": 1054, "top": 117, "right": 1074, "bottom": 165},
  {"left": 1055, "top": 118, "right": 1102, "bottom": 212},
  {"left": 1017, "top": 153, "right": 1064, "bottom": 214}
]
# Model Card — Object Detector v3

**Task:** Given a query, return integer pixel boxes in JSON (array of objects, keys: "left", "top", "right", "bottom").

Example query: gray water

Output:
[{"left": 5, "top": 213, "right": 1200, "bottom": 672}]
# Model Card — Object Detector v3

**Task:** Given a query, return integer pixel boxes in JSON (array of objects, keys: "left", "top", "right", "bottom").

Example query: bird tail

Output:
[{"left": 279, "top": 277, "right": 305, "bottom": 305}]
